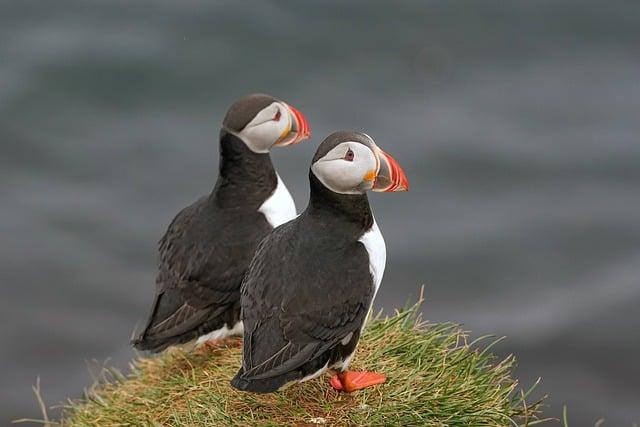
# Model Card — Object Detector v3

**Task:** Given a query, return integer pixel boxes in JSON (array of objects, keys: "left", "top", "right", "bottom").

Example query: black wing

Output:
[
  {"left": 237, "top": 220, "right": 373, "bottom": 384},
  {"left": 134, "top": 197, "right": 271, "bottom": 351}
]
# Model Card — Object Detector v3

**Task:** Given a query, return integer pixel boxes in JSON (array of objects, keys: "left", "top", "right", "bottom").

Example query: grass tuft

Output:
[{"left": 49, "top": 301, "right": 548, "bottom": 426}]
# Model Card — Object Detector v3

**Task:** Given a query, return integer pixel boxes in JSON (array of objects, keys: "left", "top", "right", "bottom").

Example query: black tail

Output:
[
  {"left": 131, "top": 289, "right": 231, "bottom": 353},
  {"left": 131, "top": 333, "right": 176, "bottom": 353},
  {"left": 230, "top": 368, "right": 298, "bottom": 394}
]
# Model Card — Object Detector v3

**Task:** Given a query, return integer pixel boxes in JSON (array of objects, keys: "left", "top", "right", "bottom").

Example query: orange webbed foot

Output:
[{"left": 330, "top": 371, "right": 386, "bottom": 393}]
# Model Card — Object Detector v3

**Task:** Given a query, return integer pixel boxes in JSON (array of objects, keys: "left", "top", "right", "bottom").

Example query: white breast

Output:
[
  {"left": 329, "top": 220, "right": 386, "bottom": 373},
  {"left": 258, "top": 173, "right": 297, "bottom": 227},
  {"left": 358, "top": 218, "right": 387, "bottom": 301}
]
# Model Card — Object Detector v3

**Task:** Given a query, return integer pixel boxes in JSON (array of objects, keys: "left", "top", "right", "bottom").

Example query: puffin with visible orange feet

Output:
[
  {"left": 132, "top": 94, "right": 310, "bottom": 353},
  {"left": 231, "top": 131, "right": 408, "bottom": 393}
]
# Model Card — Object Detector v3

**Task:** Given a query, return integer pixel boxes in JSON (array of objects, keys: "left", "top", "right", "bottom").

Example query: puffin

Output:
[
  {"left": 231, "top": 131, "right": 408, "bottom": 393},
  {"left": 132, "top": 93, "right": 311, "bottom": 353}
]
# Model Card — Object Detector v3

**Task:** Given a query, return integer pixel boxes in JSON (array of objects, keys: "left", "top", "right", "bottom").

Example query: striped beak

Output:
[
  {"left": 372, "top": 147, "right": 409, "bottom": 192},
  {"left": 276, "top": 103, "right": 311, "bottom": 147}
]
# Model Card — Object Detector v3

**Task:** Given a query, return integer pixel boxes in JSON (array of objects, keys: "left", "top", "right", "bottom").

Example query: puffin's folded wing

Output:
[
  {"left": 281, "top": 300, "right": 369, "bottom": 344},
  {"left": 238, "top": 222, "right": 374, "bottom": 382},
  {"left": 157, "top": 198, "right": 251, "bottom": 311},
  {"left": 241, "top": 341, "right": 330, "bottom": 380},
  {"left": 145, "top": 301, "right": 226, "bottom": 340},
  {"left": 239, "top": 301, "right": 369, "bottom": 381},
  {"left": 178, "top": 273, "right": 241, "bottom": 309}
]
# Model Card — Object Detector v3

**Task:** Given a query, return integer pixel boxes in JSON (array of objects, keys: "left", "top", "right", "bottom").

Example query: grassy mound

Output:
[{"left": 55, "top": 303, "right": 546, "bottom": 426}]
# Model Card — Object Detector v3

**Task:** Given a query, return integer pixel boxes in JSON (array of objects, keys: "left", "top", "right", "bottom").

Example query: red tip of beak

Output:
[
  {"left": 287, "top": 104, "right": 311, "bottom": 144},
  {"left": 375, "top": 149, "right": 409, "bottom": 192},
  {"left": 385, "top": 151, "right": 409, "bottom": 192}
]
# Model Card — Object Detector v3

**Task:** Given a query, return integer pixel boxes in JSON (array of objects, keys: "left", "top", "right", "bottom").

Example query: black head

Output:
[{"left": 221, "top": 93, "right": 311, "bottom": 153}]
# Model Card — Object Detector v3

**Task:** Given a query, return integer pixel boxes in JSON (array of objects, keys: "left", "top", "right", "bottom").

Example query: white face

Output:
[
  {"left": 311, "top": 141, "right": 379, "bottom": 195},
  {"left": 237, "top": 102, "right": 292, "bottom": 153}
]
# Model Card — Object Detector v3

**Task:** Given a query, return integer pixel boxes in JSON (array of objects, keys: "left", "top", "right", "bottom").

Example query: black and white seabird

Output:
[
  {"left": 231, "top": 131, "right": 408, "bottom": 393},
  {"left": 132, "top": 93, "right": 311, "bottom": 353}
]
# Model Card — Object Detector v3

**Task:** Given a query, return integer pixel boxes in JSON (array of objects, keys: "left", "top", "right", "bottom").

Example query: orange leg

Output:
[{"left": 330, "top": 371, "right": 386, "bottom": 392}]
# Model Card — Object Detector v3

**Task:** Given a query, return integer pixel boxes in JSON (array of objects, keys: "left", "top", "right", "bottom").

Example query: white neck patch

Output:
[
  {"left": 258, "top": 173, "right": 297, "bottom": 227},
  {"left": 358, "top": 218, "right": 386, "bottom": 301}
]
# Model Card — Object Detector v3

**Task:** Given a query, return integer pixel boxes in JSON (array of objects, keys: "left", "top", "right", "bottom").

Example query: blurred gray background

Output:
[{"left": 1, "top": 0, "right": 639, "bottom": 425}]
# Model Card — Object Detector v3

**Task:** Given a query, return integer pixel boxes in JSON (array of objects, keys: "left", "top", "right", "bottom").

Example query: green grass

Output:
[{"left": 27, "top": 301, "right": 549, "bottom": 426}]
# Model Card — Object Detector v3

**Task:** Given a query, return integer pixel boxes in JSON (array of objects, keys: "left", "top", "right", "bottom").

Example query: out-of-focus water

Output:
[{"left": 1, "top": 1, "right": 639, "bottom": 424}]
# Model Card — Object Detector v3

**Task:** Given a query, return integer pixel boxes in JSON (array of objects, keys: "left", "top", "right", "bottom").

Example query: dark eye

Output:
[
  {"left": 344, "top": 148, "right": 354, "bottom": 162},
  {"left": 273, "top": 110, "right": 281, "bottom": 121}
]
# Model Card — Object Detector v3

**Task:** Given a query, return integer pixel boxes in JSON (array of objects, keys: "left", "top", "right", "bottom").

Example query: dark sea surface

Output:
[{"left": 1, "top": 1, "right": 639, "bottom": 424}]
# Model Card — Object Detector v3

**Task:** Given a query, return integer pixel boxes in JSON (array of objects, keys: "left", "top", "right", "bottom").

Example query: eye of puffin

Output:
[
  {"left": 273, "top": 109, "right": 281, "bottom": 122},
  {"left": 344, "top": 148, "right": 355, "bottom": 162}
]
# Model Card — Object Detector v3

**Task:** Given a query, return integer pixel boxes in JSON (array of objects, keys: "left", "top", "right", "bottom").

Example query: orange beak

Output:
[
  {"left": 372, "top": 148, "right": 409, "bottom": 192},
  {"left": 276, "top": 103, "right": 311, "bottom": 146}
]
